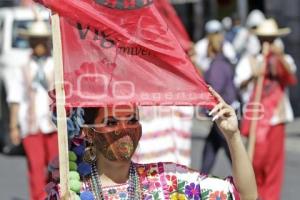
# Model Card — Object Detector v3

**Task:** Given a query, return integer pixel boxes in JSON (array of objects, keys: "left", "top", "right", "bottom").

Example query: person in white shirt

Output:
[
  {"left": 7, "top": 21, "right": 58, "bottom": 200},
  {"left": 234, "top": 10, "right": 266, "bottom": 104},
  {"left": 236, "top": 19, "right": 297, "bottom": 200},
  {"left": 233, "top": 9, "right": 265, "bottom": 59},
  {"left": 194, "top": 20, "right": 237, "bottom": 73}
]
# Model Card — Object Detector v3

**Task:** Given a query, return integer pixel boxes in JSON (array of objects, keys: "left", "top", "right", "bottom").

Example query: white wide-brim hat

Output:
[
  {"left": 19, "top": 21, "right": 51, "bottom": 38},
  {"left": 255, "top": 18, "right": 291, "bottom": 37}
]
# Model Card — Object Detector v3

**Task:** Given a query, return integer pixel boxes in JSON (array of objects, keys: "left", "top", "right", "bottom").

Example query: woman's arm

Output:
[
  {"left": 9, "top": 103, "right": 21, "bottom": 145},
  {"left": 208, "top": 87, "right": 257, "bottom": 200}
]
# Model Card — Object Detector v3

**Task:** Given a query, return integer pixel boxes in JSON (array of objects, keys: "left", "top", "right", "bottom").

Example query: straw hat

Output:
[
  {"left": 20, "top": 21, "right": 51, "bottom": 38},
  {"left": 255, "top": 18, "right": 291, "bottom": 37}
]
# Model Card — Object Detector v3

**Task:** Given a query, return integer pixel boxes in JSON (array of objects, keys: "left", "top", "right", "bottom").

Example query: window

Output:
[
  {"left": 12, "top": 19, "right": 34, "bottom": 49},
  {"left": 12, "top": 19, "right": 50, "bottom": 49}
]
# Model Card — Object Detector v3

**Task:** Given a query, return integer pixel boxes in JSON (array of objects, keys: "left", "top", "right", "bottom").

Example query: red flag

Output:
[
  {"left": 37, "top": 0, "right": 216, "bottom": 107},
  {"left": 154, "top": 0, "right": 192, "bottom": 51}
]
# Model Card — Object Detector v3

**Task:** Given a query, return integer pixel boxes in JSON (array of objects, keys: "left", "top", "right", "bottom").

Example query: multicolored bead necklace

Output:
[
  {"left": 90, "top": 162, "right": 104, "bottom": 200},
  {"left": 90, "top": 162, "right": 142, "bottom": 200}
]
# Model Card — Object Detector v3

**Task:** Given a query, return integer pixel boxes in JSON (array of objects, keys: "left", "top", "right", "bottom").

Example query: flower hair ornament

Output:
[
  {"left": 48, "top": 108, "right": 96, "bottom": 199},
  {"left": 48, "top": 107, "right": 141, "bottom": 200},
  {"left": 52, "top": 107, "right": 85, "bottom": 139}
]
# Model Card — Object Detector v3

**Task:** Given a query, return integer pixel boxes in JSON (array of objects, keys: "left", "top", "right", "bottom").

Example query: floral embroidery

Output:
[
  {"left": 144, "top": 195, "right": 153, "bottom": 200},
  {"left": 137, "top": 166, "right": 147, "bottom": 177},
  {"left": 108, "top": 188, "right": 117, "bottom": 195},
  {"left": 148, "top": 167, "right": 158, "bottom": 177},
  {"left": 149, "top": 180, "right": 161, "bottom": 191},
  {"left": 151, "top": 190, "right": 161, "bottom": 200},
  {"left": 119, "top": 192, "right": 127, "bottom": 200},
  {"left": 77, "top": 163, "right": 238, "bottom": 200},
  {"left": 201, "top": 189, "right": 213, "bottom": 199},
  {"left": 147, "top": 168, "right": 161, "bottom": 191},
  {"left": 166, "top": 175, "right": 177, "bottom": 192},
  {"left": 185, "top": 183, "right": 200, "bottom": 200},
  {"left": 170, "top": 192, "right": 187, "bottom": 200},
  {"left": 177, "top": 180, "right": 187, "bottom": 193},
  {"left": 209, "top": 191, "right": 227, "bottom": 200}
]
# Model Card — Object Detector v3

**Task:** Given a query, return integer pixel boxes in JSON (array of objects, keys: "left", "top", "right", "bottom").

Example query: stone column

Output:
[
  {"left": 237, "top": 0, "right": 248, "bottom": 24},
  {"left": 193, "top": 0, "right": 205, "bottom": 41}
]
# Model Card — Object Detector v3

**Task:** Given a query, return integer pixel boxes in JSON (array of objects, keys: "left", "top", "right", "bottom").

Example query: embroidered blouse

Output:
[{"left": 83, "top": 162, "right": 239, "bottom": 200}]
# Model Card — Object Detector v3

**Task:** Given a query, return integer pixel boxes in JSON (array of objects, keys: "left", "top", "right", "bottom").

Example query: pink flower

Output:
[
  {"left": 166, "top": 175, "right": 177, "bottom": 192},
  {"left": 209, "top": 191, "right": 227, "bottom": 200}
]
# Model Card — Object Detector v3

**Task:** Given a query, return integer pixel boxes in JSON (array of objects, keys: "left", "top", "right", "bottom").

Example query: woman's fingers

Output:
[
  {"left": 208, "top": 86, "right": 233, "bottom": 120},
  {"left": 212, "top": 108, "right": 232, "bottom": 121},
  {"left": 209, "top": 102, "right": 225, "bottom": 116},
  {"left": 208, "top": 86, "right": 225, "bottom": 104}
]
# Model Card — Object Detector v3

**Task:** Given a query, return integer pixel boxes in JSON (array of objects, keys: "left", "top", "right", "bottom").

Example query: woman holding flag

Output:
[
  {"left": 33, "top": 0, "right": 256, "bottom": 199},
  {"left": 46, "top": 87, "right": 257, "bottom": 200}
]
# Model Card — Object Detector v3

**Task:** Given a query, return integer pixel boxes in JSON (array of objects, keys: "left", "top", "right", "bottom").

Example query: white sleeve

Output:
[
  {"left": 233, "top": 28, "right": 248, "bottom": 54},
  {"left": 194, "top": 39, "right": 211, "bottom": 72},
  {"left": 4, "top": 67, "right": 24, "bottom": 103},
  {"left": 234, "top": 57, "right": 252, "bottom": 88},
  {"left": 284, "top": 54, "right": 297, "bottom": 73},
  {"left": 223, "top": 41, "right": 237, "bottom": 64},
  {"left": 196, "top": 56, "right": 211, "bottom": 72},
  {"left": 246, "top": 35, "right": 261, "bottom": 56}
]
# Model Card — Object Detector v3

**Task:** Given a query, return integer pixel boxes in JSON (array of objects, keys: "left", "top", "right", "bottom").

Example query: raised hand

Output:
[
  {"left": 208, "top": 87, "right": 239, "bottom": 138},
  {"left": 208, "top": 86, "right": 258, "bottom": 200}
]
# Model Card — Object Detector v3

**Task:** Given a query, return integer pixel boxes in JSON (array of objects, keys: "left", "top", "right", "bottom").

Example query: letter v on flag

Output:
[{"left": 36, "top": 0, "right": 217, "bottom": 107}]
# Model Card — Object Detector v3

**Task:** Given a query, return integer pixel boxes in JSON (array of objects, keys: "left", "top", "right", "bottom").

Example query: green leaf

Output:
[
  {"left": 227, "top": 191, "right": 234, "bottom": 200},
  {"left": 177, "top": 180, "right": 187, "bottom": 193},
  {"left": 201, "top": 189, "right": 212, "bottom": 200},
  {"left": 153, "top": 191, "right": 161, "bottom": 200}
]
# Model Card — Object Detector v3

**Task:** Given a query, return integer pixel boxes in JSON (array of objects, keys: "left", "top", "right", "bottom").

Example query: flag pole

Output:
[
  {"left": 247, "top": 57, "right": 266, "bottom": 161},
  {"left": 51, "top": 13, "right": 71, "bottom": 199}
]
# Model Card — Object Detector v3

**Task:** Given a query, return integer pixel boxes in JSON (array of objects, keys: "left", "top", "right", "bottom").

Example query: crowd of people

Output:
[
  {"left": 0, "top": 1, "right": 297, "bottom": 200},
  {"left": 192, "top": 10, "right": 297, "bottom": 200}
]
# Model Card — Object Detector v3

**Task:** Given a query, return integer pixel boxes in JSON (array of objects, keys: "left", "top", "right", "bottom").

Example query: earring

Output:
[
  {"left": 114, "top": 130, "right": 121, "bottom": 136},
  {"left": 83, "top": 143, "right": 97, "bottom": 164}
]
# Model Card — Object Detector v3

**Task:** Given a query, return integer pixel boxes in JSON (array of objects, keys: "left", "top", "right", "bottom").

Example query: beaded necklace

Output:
[{"left": 90, "top": 162, "right": 142, "bottom": 200}]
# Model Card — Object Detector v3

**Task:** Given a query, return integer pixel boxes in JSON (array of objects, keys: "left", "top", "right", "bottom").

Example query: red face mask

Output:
[{"left": 92, "top": 117, "right": 142, "bottom": 161}]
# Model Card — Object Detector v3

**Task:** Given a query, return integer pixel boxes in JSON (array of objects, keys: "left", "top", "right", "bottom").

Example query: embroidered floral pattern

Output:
[
  {"left": 119, "top": 192, "right": 127, "bottom": 200},
  {"left": 170, "top": 192, "right": 187, "bottom": 200},
  {"left": 58, "top": 162, "right": 238, "bottom": 200},
  {"left": 148, "top": 180, "right": 161, "bottom": 191},
  {"left": 166, "top": 175, "right": 177, "bottom": 192},
  {"left": 209, "top": 191, "right": 228, "bottom": 200},
  {"left": 185, "top": 183, "right": 201, "bottom": 200}
]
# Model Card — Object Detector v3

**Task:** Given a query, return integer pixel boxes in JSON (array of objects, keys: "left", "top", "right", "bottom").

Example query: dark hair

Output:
[
  {"left": 258, "top": 36, "right": 276, "bottom": 43},
  {"left": 83, "top": 108, "right": 100, "bottom": 125},
  {"left": 29, "top": 37, "right": 51, "bottom": 56}
]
